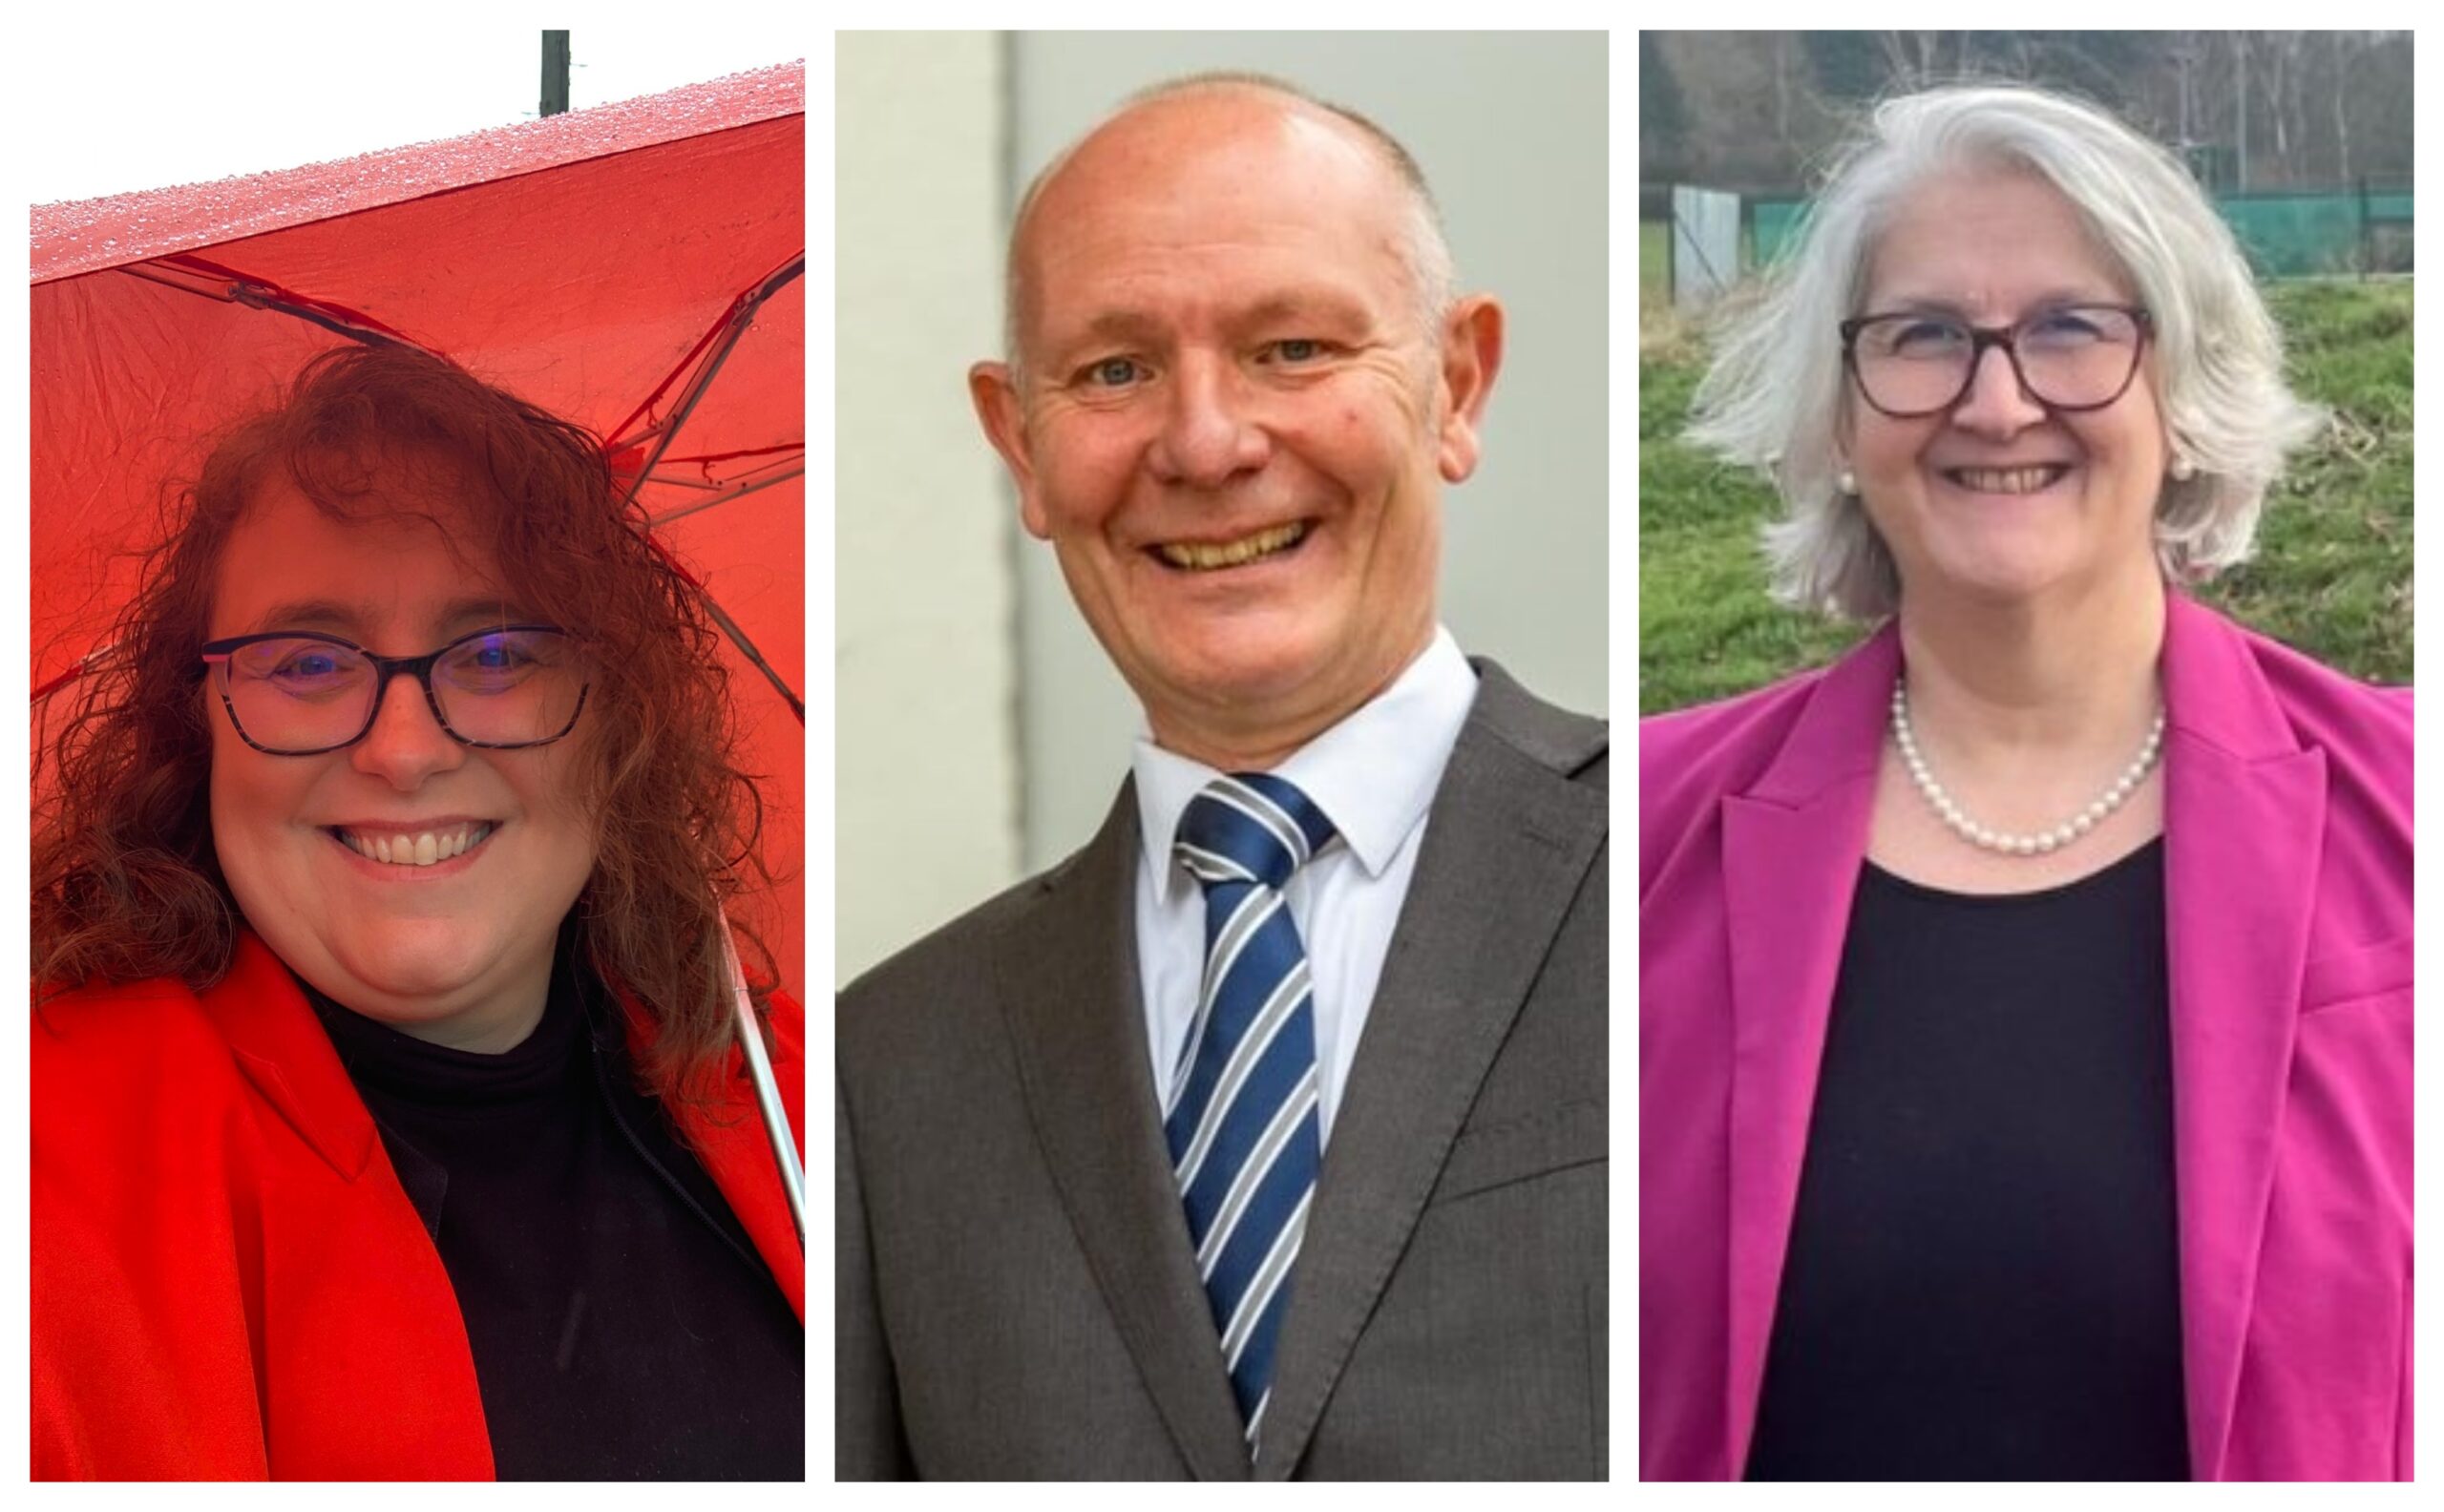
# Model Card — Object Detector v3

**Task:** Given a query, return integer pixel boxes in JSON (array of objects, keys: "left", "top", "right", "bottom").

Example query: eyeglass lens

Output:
[
  {"left": 1849, "top": 306, "right": 2145, "bottom": 416},
  {"left": 216, "top": 630, "right": 585, "bottom": 752}
]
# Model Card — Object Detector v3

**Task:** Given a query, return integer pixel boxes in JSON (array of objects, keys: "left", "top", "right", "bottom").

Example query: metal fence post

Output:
[{"left": 541, "top": 31, "right": 571, "bottom": 118}]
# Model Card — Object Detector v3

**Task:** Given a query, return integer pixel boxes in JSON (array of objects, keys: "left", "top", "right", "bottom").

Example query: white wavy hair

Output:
[{"left": 1685, "top": 84, "right": 2326, "bottom": 620}]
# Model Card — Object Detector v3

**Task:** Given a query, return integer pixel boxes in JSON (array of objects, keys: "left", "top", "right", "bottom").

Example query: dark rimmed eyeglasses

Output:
[
  {"left": 199, "top": 624, "right": 591, "bottom": 756},
  {"left": 1839, "top": 304, "right": 2154, "bottom": 419}
]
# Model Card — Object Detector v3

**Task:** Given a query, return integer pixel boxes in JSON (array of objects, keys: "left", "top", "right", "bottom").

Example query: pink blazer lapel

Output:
[
  {"left": 1718, "top": 622, "right": 1895, "bottom": 1476},
  {"left": 1708, "top": 594, "right": 2330, "bottom": 1480},
  {"left": 2157, "top": 592, "right": 2327, "bottom": 1480}
]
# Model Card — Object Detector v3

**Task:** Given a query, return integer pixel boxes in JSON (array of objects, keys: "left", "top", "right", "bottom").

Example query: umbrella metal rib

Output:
[
  {"left": 605, "top": 251, "right": 806, "bottom": 506},
  {"left": 605, "top": 249, "right": 808, "bottom": 724},
  {"left": 643, "top": 457, "right": 807, "bottom": 525},
  {"left": 41, "top": 248, "right": 808, "bottom": 729},
  {"left": 122, "top": 254, "right": 421, "bottom": 349}
]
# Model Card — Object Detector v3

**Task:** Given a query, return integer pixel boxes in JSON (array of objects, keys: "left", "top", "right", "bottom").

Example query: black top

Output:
[
  {"left": 1744, "top": 839, "right": 2189, "bottom": 1482},
  {"left": 305, "top": 934, "right": 804, "bottom": 1480}
]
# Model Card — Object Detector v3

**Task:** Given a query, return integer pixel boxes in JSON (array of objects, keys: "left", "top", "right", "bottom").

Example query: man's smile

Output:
[{"left": 1150, "top": 519, "right": 1313, "bottom": 572}]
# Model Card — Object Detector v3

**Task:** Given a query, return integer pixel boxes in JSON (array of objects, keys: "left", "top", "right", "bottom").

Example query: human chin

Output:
[
  {"left": 224, "top": 840, "right": 474, "bottom": 1003},
  {"left": 323, "top": 910, "right": 531, "bottom": 1008},
  {"left": 1139, "top": 593, "right": 1401, "bottom": 764},
  {"left": 1147, "top": 606, "right": 1336, "bottom": 708},
  {"left": 1903, "top": 509, "right": 2092, "bottom": 604}
]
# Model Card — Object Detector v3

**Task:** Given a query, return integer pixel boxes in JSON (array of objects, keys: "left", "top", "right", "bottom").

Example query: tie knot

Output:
[{"left": 1174, "top": 773, "right": 1336, "bottom": 893}]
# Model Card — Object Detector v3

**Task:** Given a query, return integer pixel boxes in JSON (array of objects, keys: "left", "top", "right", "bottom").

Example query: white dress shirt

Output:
[{"left": 1129, "top": 626, "right": 1479, "bottom": 1148}]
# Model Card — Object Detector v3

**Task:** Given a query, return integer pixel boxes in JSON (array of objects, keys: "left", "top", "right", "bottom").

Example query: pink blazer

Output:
[{"left": 1639, "top": 592, "right": 2411, "bottom": 1481}]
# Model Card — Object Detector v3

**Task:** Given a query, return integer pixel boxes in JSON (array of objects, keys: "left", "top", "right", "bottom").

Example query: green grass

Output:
[{"left": 1638, "top": 279, "right": 2414, "bottom": 714}]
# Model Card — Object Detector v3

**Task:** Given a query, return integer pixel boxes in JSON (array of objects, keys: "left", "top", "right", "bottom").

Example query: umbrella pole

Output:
[{"left": 720, "top": 916, "right": 806, "bottom": 1247}]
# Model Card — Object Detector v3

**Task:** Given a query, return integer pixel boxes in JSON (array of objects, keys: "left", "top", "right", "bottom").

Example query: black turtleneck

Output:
[
  {"left": 1745, "top": 839, "right": 2187, "bottom": 1481},
  {"left": 305, "top": 934, "right": 803, "bottom": 1480}
]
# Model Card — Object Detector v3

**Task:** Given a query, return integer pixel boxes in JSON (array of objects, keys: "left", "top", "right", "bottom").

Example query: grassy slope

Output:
[{"left": 1637, "top": 279, "right": 2414, "bottom": 715}]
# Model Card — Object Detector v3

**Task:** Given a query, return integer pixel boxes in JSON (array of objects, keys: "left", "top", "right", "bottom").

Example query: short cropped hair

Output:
[
  {"left": 1001, "top": 71, "right": 1458, "bottom": 383},
  {"left": 1686, "top": 84, "right": 2326, "bottom": 620}
]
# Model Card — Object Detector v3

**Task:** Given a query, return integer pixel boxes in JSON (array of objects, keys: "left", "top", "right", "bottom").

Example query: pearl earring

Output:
[
  {"left": 2169, "top": 454, "right": 2197, "bottom": 482},
  {"left": 1837, "top": 470, "right": 1858, "bottom": 496}
]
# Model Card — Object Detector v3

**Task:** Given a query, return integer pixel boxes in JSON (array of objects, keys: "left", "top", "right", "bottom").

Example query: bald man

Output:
[{"left": 836, "top": 75, "right": 1607, "bottom": 1480}]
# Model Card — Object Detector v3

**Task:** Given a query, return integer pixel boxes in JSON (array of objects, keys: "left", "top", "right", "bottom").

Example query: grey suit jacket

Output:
[{"left": 837, "top": 661, "right": 1608, "bottom": 1480}]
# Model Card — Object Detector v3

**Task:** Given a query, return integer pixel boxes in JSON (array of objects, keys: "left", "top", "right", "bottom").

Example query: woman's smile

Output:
[
  {"left": 1939, "top": 463, "right": 2075, "bottom": 496},
  {"left": 326, "top": 819, "right": 499, "bottom": 875}
]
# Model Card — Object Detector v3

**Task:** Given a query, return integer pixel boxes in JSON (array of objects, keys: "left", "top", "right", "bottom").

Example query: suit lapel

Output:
[
  {"left": 994, "top": 786, "right": 1252, "bottom": 1480},
  {"left": 2157, "top": 593, "right": 2324, "bottom": 1480},
  {"left": 1255, "top": 664, "right": 1607, "bottom": 1480},
  {"left": 1717, "top": 626, "right": 1891, "bottom": 1478}
]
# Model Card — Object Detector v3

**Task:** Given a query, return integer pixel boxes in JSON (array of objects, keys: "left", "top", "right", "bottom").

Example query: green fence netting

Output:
[{"left": 1732, "top": 185, "right": 2411, "bottom": 280}]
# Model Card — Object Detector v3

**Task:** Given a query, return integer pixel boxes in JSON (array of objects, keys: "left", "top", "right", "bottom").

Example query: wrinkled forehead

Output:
[{"left": 1011, "top": 95, "right": 1408, "bottom": 340}]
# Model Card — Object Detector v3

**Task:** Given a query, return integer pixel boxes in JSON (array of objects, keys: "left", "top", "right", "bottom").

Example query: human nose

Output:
[
  {"left": 1146, "top": 353, "right": 1270, "bottom": 488},
  {"left": 1948, "top": 338, "right": 2048, "bottom": 435},
  {"left": 348, "top": 667, "right": 467, "bottom": 788}
]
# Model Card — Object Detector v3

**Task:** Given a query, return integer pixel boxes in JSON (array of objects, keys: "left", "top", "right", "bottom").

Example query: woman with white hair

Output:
[{"left": 1640, "top": 85, "right": 2410, "bottom": 1481}]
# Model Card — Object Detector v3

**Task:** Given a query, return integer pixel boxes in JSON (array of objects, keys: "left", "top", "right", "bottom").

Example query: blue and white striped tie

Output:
[{"left": 1167, "top": 771, "right": 1336, "bottom": 1450}]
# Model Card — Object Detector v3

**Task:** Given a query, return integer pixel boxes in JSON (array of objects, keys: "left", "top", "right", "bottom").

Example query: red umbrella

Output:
[{"left": 30, "top": 62, "right": 807, "bottom": 1026}]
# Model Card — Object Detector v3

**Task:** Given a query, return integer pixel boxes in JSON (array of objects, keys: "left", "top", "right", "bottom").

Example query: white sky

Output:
[{"left": 17, "top": 15, "right": 803, "bottom": 205}]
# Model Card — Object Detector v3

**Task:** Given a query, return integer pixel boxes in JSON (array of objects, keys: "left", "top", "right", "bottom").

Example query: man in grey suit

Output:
[{"left": 837, "top": 73, "right": 1607, "bottom": 1480}]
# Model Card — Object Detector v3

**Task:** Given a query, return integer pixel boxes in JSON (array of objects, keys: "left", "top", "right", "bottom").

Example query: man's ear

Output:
[
  {"left": 969, "top": 361, "right": 1051, "bottom": 539},
  {"left": 1434, "top": 295, "right": 1506, "bottom": 484}
]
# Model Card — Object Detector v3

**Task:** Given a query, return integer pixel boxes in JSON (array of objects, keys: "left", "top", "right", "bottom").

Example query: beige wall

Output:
[{"left": 834, "top": 32, "right": 1019, "bottom": 984}]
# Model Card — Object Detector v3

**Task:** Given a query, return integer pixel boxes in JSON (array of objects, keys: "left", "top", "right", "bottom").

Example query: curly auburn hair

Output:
[{"left": 32, "top": 342, "right": 777, "bottom": 1107}]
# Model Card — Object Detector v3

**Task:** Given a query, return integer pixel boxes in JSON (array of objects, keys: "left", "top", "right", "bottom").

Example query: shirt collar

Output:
[{"left": 1131, "top": 626, "right": 1480, "bottom": 902}]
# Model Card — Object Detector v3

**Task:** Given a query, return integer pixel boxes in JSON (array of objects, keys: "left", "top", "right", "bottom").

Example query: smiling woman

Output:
[
  {"left": 201, "top": 483, "right": 604, "bottom": 1052},
  {"left": 31, "top": 344, "right": 805, "bottom": 1480},
  {"left": 1641, "top": 85, "right": 2411, "bottom": 1482}
]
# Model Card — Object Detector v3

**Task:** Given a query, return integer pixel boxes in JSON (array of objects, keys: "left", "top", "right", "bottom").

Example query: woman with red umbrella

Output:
[{"left": 31, "top": 345, "right": 804, "bottom": 1480}]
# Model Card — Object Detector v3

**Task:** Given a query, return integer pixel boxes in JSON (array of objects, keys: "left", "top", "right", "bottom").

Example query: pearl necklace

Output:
[{"left": 1890, "top": 677, "right": 2165, "bottom": 856}]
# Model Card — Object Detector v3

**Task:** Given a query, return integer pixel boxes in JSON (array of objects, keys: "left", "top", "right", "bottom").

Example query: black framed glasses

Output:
[
  {"left": 1840, "top": 304, "right": 2153, "bottom": 419},
  {"left": 199, "top": 625, "right": 591, "bottom": 756}
]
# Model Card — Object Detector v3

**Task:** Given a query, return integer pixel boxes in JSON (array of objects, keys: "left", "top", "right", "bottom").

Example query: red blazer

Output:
[
  {"left": 1640, "top": 593, "right": 2412, "bottom": 1480},
  {"left": 32, "top": 930, "right": 805, "bottom": 1480}
]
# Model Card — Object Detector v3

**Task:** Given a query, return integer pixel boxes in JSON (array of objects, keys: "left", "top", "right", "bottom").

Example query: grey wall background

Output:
[
  {"left": 836, "top": 32, "right": 1017, "bottom": 986},
  {"left": 837, "top": 31, "right": 1608, "bottom": 986}
]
